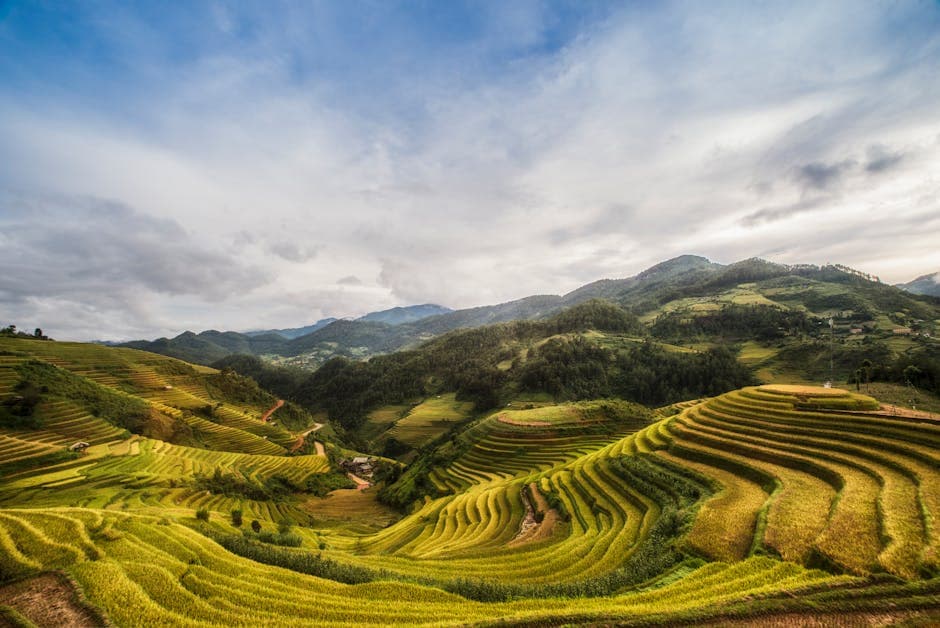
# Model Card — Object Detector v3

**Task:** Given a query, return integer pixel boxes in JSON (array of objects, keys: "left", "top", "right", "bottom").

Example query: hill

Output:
[
  {"left": 0, "top": 337, "right": 327, "bottom": 467},
  {"left": 120, "top": 256, "right": 940, "bottom": 372},
  {"left": 244, "top": 317, "right": 337, "bottom": 339},
  {"left": 898, "top": 271, "right": 940, "bottom": 297},
  {"left": 357, "top": 303, "right": 453, "bottom": 325}
]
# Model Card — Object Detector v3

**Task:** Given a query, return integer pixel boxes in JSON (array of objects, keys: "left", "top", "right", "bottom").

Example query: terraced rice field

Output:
[
  {"left": 660, "top": 385, "right": 940, "bottom": 578},
  {"left": 384, "top": 394, "right": 474, "bottom": 448},
  {"left": 0, "top": 338, "right": 300, "bottom": 461},
  {"left": 4, "top": 337, "right": 940, "bottom": 625},
  {"left": 9, "top": 507, "right": 938, "bottom": 626},
  {"left": 314, "top": 386, "right": 940, "bottom": 599}
]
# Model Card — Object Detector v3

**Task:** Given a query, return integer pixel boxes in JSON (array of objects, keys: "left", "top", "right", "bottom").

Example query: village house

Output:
[{"left": 340, "top": 456, "right": 376, "bottom": 478}]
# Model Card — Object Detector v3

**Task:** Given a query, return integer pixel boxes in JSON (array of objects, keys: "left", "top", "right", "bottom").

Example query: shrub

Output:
[
  {"left": 230, "top": 508, "right": 243, "bottom": 527},
  {"left": 195, "top": 508, "right": 210, "bottom": 522}
]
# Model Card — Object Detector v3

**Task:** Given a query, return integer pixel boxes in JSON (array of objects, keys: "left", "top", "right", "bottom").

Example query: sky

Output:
[{"left": 1, "top": 1, "right": 940, "bottom": 341}]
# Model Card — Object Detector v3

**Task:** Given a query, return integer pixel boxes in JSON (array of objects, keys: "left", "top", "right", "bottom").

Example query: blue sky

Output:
[{"left": 2, "top": 1, "right": 940, "bottom": 340}]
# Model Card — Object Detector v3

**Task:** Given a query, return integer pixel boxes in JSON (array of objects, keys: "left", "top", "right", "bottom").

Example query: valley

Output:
[
  {"left": 2, "top": 265, "right": 940, "bottom": 625},
  {"left": 0, "top": 278, "right": 940, "bottom": 626}
]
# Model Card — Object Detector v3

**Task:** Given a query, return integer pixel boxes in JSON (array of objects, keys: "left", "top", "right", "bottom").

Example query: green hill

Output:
[
  {"left": 120, "top": 256, "right": 940, "bottom": 376},
  {"left": 0, "top": 337, "right": 323, "bottom": 469}
]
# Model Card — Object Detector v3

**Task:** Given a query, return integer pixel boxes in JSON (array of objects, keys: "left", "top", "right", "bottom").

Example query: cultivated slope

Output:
[{"left": 3, "top": 336, "right": 940, "bottom": 625}]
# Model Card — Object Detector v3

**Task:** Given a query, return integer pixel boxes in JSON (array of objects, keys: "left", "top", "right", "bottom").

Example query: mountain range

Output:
[{"left": 122, "top": 255, "right": 940, "bottom": 369}]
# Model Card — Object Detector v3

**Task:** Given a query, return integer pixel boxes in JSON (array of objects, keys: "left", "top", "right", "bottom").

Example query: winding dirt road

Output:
[
  {"left": 347, "top": 472, "right": 371, "bottom": 491},
  {"left": 289, "top": 423, "right": 324, "bottom": 453},
  {"left": 260, "top": 399, "right": 284, "bottom": 423}
]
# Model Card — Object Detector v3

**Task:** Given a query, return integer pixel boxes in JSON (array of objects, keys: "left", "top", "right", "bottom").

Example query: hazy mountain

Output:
[
  {"left": 122, "top": 330, "right": 289, "bottom": 365},
  {"left": 357, "top": 304, "right": 452, "bottom": 326},
  {"left": 244, "top": 318, "right": 338, "bottom": 339},
  {"left": 898, "top": 272, "right": 940, "bottom": 297}
]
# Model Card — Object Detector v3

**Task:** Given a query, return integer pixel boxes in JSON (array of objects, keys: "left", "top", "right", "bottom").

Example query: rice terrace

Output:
[
  {"left": 3, "top": 299, "right": 940, "bottom": 626},
  {"left": 4, "top": 1, "right": 940, "bottom": 626}
]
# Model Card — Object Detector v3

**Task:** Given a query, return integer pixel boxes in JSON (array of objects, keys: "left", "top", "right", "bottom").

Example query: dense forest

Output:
[{"left": 216, "top": 300, "right": 754, "bottom": 434}]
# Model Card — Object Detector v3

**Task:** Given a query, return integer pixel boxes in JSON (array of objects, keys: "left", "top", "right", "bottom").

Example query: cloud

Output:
[
  {"left": 267, "top": 241, "right": 320, "bottom": 263},
  {"left": 1, "top": 2, "right": 940, "bottom": 339},
  {"left": 793, "top": 160, "right": 857, "bottom": 192},
  {"left": 0, "top": 193, "right": 270, "bottom": 337},
  {"left": 740, "top": 198, "right": 829, "bottom": 227},
  {"left": 864, "top": 144, "right": 905, "bottom": 173}
]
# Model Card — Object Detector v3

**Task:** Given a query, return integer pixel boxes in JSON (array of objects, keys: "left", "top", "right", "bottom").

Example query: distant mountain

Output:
[
  {"left": 898, "top": 272, "right": 940, "bottom": 297},
  {"left": 357, "top": 304, "right": 452, "bottom": 326},
  {"left": 561, "top": 255, "right": 721, "bottom": 304},
  {"left": 122, "top": 330, "right": 288, "bottom": 365},
  {"left": 123, "top": 255, "right": 940, "bottom": 369},
  {"left": 245, "top": 317, "right": 338, "bottom": 340}
]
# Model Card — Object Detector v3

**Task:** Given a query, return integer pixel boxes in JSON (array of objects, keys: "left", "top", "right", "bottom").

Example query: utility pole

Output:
[{"left": 828, "top": 317, "right": 834, "bottom": 387}]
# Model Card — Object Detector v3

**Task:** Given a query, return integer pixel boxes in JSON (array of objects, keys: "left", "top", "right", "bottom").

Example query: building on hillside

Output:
[
  {"left": 340, "top": 456, "right": 376, "bottom": 478},
  {"left": 893, "top": 327, "right": 913, "bottom": 335},
  {"left": 69, "top": 441, "right": 90, "bottom": 452}
]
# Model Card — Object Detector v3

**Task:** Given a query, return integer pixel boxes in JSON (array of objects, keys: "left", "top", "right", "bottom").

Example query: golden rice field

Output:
[{"left": 3, "top": 337, "right": 940, "bottom": 624}]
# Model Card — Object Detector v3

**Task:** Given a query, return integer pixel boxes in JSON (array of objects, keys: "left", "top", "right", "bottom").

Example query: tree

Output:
[
  {"left": 230, "top": 508, "right": 243, "bottom": 527},
  {"left": 34, "top": 328, "right": 42, "bottom": 338},
  {"left": 861, "top": 359, "right": 873, "bottom": 394},
  {"left": 251, "top": 519, "right": 262, "bottom": 533}
]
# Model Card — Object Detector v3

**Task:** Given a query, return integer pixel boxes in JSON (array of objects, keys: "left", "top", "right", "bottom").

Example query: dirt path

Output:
[
  {"left": 260, "top": 399, "right": 284, "bottom": 423},
  {"left": 0, "top": 572, "right": 103, "bottom": 627},
  {"left": 314, "top": 441, "right": 325, "bottom": 456},
  {"left": 347, "top": 472, "right": 371, "bottom": 491},
  {"left": 288, "top": 423, "right": 324, "bottom": 453},
  {"left": 878, "top": 403, "right": 940, "bottom": 420}
]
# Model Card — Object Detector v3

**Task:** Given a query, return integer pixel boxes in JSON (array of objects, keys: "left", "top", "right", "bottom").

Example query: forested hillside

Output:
[{"left": 122, "top": 256, "right": 940, "bottom": 374}]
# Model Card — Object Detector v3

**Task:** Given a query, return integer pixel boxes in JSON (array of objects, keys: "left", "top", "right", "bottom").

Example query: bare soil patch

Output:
[
  {"left": 877, "top": 404, "right": 940, "bottom": 421},
  {"left": 510, "top": 483, "right": 559, "bottom": 546},
  {"left": 0, "top": 572, "right": 104, "bottom": 627},
  {"left": 347, "top": 472, "right": 371, "bottom": 491}
]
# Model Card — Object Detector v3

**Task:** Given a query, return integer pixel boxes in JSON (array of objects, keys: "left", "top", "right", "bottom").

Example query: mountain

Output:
[
  {"left": 357, "top": 304, "right": 452, "bottom": 325},
  {"left": 244, "top": 317, "right": 337, "bottom": 339},
  {"left": 561, "top": 254, "right": 722, "bottom": 304},
  {"left": 898, "top": 272, "right": 940, "bottom": 297},
  {"left": 123, "top": 255, "right": 940, "bottom": 369},
  {"left": 122, "top": 330, "right": 289, "bottom": 365}
]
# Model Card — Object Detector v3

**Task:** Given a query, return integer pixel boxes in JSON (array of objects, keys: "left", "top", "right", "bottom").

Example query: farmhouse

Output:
[
  {"left": 69, "top": 441, "right": 90, "bottom": 452},
  {"left": 340, "top": 456, "right": 376, "bottom": 478}
]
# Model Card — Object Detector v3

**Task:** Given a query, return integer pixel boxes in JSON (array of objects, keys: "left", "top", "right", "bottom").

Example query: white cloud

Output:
[{"left": 1, "top": 1, "right": 939, "bottom": 340}]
